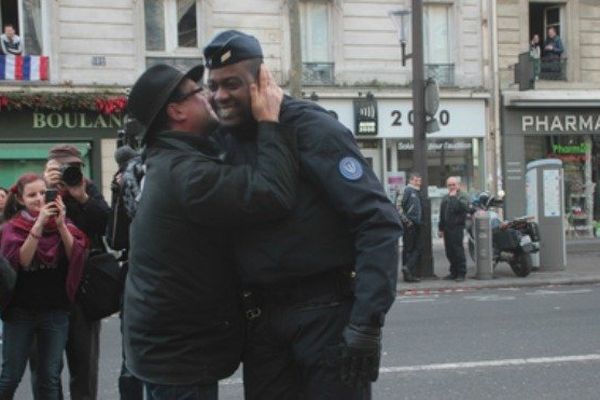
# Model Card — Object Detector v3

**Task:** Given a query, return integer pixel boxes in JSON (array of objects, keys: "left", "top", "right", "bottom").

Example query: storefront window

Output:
[
  {"left": 386, "top": 138, "right": 484, "bottom": 237},
  {"left": 525, "top": 134, "right": 598, "bottom": 235}
]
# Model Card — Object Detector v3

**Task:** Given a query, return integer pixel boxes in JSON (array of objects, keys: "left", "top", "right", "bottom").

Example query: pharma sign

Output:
[{"left": 519, "top": 111, "right": 600, "bottom": 135}]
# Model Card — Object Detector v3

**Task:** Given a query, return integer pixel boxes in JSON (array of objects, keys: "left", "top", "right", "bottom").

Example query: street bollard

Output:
[{"left": 474, "top": 211, "right": 493, "bottom": 280}]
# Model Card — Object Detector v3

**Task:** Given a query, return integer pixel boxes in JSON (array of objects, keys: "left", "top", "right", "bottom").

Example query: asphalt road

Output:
[{"left": 7, "top": 283, "right": 600, "bottom": 399}]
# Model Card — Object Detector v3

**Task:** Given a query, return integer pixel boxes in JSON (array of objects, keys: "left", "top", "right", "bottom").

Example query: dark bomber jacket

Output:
[{"left": 124, "top": 122, "right": 297, "bottom": 385}]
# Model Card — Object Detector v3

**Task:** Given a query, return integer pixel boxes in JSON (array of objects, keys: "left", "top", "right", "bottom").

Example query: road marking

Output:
[
  {"left": 220, "top": 354, "right": 600, "bottom": 386},
  {"left": 379, "top": 354, "right": 600, "bottom": 374},
  {"left": 527, "top": 289, "right": 593, "bottom": 296},
  {"left": 463, "top": 295, "right": 516, "bottom": 301}
]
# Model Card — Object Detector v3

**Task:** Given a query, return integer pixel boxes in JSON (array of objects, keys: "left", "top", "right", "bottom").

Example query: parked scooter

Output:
[{"left": 466, "top": 192, "right": 540, "bottom": 277}]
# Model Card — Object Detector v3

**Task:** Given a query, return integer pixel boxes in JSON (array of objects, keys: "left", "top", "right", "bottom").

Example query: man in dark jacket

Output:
[
  {"left": 123, "top": 63, "right": 298, "bottom": 399},
  {"left": 30, "top": 144, "right": 110, "bottom": 400},
  {"left": 438, "top": 176, "right": 470, "bottom": 281},
  {"left": 400, "top": 172, "right": 422, "bottom": 283},
  {"left": 205, "top": 30, "right": 402, "bottom": 400}
]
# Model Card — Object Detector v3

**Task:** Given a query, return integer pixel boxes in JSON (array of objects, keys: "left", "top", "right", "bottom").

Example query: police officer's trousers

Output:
[{"left": 242, "top": 275, "right": 371, "bottom": 400}]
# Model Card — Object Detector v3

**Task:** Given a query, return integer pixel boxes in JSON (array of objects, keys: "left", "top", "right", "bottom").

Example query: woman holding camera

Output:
[{"left": 0, "top": 173, "right": 88, "bottom": 400}]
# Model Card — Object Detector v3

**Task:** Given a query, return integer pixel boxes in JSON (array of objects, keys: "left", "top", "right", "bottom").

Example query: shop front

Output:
[
  {"left": 501, "top": 102, "right": 600, "bottom": 237},
  {"left": 316, "top": 96, "right": 488, "bottom": 236},
  {"left": 0, "top": 110, "right": 122, "bottom": 198}
]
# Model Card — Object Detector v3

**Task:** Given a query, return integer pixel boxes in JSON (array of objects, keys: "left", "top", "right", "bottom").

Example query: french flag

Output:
[{"left": 0, "top": 55, "right": 49, "bottom": 81}]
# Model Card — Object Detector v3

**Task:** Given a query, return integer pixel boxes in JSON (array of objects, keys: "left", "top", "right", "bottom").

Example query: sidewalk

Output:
[{"left": 397, "top": 238, "right": 600, "bottom": 295}]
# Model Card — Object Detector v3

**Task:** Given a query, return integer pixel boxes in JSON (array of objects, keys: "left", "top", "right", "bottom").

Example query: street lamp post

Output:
[{"left": 390, "top": 1, "right": 435, "bottom": 278}]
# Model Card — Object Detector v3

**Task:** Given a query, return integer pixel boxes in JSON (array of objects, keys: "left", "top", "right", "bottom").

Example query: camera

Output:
[{"left": 60, "top": 164, "right": 84, "bottom": 187}]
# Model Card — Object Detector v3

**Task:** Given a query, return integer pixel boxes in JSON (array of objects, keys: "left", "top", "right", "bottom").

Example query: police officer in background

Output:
[
  {"left": 399, "top": 172, "right": 422, "bottom": 283},
  {"left": 204, "top": 30, "right": 402, "bottom": 400},
  {"left": 438, "top": 176, "right": 470, "bottom": 282}
]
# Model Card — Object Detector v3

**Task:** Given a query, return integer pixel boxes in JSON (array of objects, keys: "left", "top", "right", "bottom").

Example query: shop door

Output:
[
  {"left": 0, "top": 142, "right": 91, "bottom": 188},
  {"left": 361, "top": 148, "right": 382, "bottom": 182}
]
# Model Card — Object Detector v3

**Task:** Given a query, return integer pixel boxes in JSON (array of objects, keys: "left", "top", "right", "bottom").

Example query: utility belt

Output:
[{"left": 241, "top": 267, "right": 355, "bottom": 321}]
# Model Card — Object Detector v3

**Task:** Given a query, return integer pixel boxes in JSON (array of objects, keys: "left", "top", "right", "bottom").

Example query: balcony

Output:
[
  {"left": 539, "top": 58, "right": 567, "bottom": 81},
  {"left": 425, "top": 63, "right": 455, "bottom": 87},
  {"left": 302, "top": 62, "right": 335, "bottom": 85}
]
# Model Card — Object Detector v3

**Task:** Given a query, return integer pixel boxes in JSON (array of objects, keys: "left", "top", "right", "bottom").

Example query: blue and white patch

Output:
[{"left": 338, "top": 157, "right": 363, "bottom": 181}]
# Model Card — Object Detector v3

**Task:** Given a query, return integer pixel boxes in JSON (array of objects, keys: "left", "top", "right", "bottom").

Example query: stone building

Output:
[
  {"left": 0, "top": 0, "right": 497, "bottom": 232},
  {"left": 497, "top": 0, "right": 600, "bottom": 236}
]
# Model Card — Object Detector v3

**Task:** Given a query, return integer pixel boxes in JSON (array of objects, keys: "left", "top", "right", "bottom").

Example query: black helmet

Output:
[{"left": 477, "top": 191, "right": 492, "bottom": 208}]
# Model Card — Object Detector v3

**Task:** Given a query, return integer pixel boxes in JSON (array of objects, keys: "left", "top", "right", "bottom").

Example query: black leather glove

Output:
[{"left": 339, "top": 323, "right": 381, "bottom": 387}]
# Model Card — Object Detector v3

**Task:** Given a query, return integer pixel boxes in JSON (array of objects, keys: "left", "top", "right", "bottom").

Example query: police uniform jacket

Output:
[
  {"left": 438, "top": 192, "right": 470, "bottom": 232},
  {"left": 401, "top": 185, "right": 422, "bottom": 225},
  {"left": 124, "top": 123, "right": 297, "bottom": 385},
  {"left": 221, "top": 97, "right": 402, "bottom": 328}
]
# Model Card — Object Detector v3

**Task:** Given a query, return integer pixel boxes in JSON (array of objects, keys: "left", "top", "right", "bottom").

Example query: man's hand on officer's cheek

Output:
[{"left": 339, "top": 323, "right": 381, "bottom": 386}]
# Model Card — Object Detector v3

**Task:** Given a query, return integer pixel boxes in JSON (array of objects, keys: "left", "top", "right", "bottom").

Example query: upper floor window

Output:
[
  {"left": 0, "top": 0, "right": 44, "bottom": 55},
  {"left": 423, "top": 4, "right": 454, "bottom": 86},
  {"left": 529, "top": 3, "right": 566, "bottom": 81},
  {"left": 144, "top": 0, "right": 203, "bottom": 70},
  {"left": 299, "top": 1, "right": 334, "bottom": 85}
]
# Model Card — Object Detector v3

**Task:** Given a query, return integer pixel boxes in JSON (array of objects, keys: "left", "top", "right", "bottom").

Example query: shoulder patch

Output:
[{"left": 338, "top": 157, "right": 363, "bottom": 181}]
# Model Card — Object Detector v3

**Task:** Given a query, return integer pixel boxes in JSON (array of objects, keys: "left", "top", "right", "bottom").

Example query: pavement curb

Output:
[{"left": 397, "top": 275, "right": 600, "bottom": 296}]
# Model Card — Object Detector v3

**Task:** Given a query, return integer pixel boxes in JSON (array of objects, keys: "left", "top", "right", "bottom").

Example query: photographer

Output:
[{"left": 29, "top": 144, "right": 110, "bottom": 400}]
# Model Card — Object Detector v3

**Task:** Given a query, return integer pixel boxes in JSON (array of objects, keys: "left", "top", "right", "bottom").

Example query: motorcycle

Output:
[{"left": 465, "top": 192, "right": 540, "bottom": 278}]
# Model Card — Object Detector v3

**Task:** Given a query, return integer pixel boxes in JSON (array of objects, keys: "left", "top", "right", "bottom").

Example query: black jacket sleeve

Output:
[
  {"left": 65, "top": 181, "right": 110, "bottom": 242},
  {"left": 177, "top": 121, "right": 298, "bottom": 226},
  {"left": 291, "top": 108, "right": 402, "bottom": 327}
]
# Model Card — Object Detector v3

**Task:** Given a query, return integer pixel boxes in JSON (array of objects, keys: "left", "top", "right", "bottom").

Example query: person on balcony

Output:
[
  {"left": 0, "top": 24, "right": 23, "bottom": 56},
  {"left": 529, "top": 34, "right": 541, "bottom": 80},
  {"left": 543, "top": 27, "right": 564, "bottom": 61}
]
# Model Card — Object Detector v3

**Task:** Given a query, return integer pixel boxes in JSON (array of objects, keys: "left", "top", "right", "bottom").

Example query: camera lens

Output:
[{"left": 61, "top": 165, "right": 83, "bottom": 186}]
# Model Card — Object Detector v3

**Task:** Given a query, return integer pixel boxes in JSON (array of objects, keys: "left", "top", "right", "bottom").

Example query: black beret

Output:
[{"left": 203, "top": 30, "right": 263, "bottom": 69}]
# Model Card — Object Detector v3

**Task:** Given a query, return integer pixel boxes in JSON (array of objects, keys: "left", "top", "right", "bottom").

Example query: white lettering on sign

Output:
[
  {"left": 521, "top": 114, "right": 600, "bottom": 133},
  {"left": 32, "top": 112, "right": 123, "bottom": 129}
]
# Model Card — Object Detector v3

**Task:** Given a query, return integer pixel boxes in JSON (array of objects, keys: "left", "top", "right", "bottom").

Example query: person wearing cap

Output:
[
  {"left": 27, "top": 145, "right": 110, "bottom": 400},
  {"left": 205, "top": 30, "right": 402, "bottom": 399},
  {"left": 122, "top": 62, "right": 298, "bottom": 399}
]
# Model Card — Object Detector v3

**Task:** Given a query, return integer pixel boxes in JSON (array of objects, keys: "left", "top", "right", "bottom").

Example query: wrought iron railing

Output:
[
  {"left": 425, "top": 63, "right": 455, "bottom": 86},
  {"left": 539, "top": 58, "right": 567, "bottom": 81},
  {"left": 302, "top": 62, "right": 335, "bottom": 85}
]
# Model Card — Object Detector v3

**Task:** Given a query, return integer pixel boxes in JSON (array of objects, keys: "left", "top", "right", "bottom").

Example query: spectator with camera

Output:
[{"left": 28, "top": 145, "right": 110, "bottom": 400}]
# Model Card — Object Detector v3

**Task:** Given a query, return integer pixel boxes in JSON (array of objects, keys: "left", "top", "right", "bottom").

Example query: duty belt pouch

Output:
[{"left": 241, "top": 290, "right": 262, "bottom": 320}]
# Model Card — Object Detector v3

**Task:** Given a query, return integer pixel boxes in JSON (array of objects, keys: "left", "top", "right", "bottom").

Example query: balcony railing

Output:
[
  {"left": 302, "top": 62, "right": 335, "bottom": 85},
  {"left": 539, "top": 58, "right": 567, "bottom": 81},
  {"left": 425, "top": 63, "right": 455, "bottom": 87}
]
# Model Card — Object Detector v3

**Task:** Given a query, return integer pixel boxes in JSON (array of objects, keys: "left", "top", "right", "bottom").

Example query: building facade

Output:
[
  {"left": 1, "top": 0, "right": 496, "bottom": 229},
  {"left": 497, "top": 0, "right": 600, "bottom": 237}
]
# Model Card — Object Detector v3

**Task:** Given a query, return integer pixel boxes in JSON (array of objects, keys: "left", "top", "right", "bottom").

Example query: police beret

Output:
[{"left": 203, "top": 30, "right": 263, "bottom": 69}]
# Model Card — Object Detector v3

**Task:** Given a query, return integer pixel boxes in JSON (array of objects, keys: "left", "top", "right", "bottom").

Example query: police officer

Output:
[
  {"left": 400, "top": 172, "right": 422, "bottom": 283},
  {"left": 123, "top": 63, "right": 298, "bottom": 399},
  {"left": 204, "top": 30, "right": 402, "bottom": 400},
  {"left": 438, "top": 176, "right": 470, "bottom": 281}
]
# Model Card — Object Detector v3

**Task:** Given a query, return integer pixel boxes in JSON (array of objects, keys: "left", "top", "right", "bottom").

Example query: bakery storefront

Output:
[
  {"left": 502, "top": 100, "right": 600, "bottom": 237},
  {"left": 316, "top": 96, "right": 488, "bottom": 236},
  {"left": 0, "top": 108, "right": 123, "bottom": 198}
]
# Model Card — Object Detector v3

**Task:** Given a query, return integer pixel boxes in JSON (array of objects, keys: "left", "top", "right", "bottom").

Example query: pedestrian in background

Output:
[
  {"left": 205, "top": 30, "right": 402, "bottom": 400},
  {"left": 438, "top": 176, "right": 470, "bottom": 282},
  {"left": 29, "top": 145, "right": 110, "bottom": 400},
  {"left": 0, "top": 173, "right": 88, "bottom": 399},
  {"left": 400, "top": 172, "right": 422, "bottom": 283},
  {"left": 123, "top": 62, "right": 298, "bottom": 399}
]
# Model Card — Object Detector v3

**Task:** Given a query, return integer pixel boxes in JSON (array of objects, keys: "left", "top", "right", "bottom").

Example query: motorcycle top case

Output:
[{"left": 493, "top": 229, "right": 521, "bottom": 250}]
